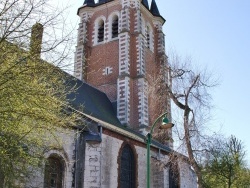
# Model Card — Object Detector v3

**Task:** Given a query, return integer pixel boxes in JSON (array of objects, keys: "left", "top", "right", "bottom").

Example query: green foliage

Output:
[
  {"left": 0, "top": 40, "right": 79, "bottom": 186},
  {"left": 202, "top": 135, "right": 250, "bottom": 188},
  {"left": 0, "top": 0, "right": 78, "bottom": 186}
]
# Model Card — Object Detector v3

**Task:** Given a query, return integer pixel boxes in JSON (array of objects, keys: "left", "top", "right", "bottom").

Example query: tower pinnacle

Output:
[{"left": 150, "top": 0, "right": 160, "bottom": 16}]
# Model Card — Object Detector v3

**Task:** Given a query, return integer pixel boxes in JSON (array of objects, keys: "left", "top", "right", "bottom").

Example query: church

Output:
[{"left": 28, "top": 0, "right": 197, "bottom": 187}]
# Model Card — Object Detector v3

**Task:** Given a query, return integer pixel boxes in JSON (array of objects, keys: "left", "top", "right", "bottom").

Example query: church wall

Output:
[
  {"left": 130, "top": 79, "right": 140, "bottom": 128},
  {"left": 74, "top": 1, "right": 197, "bottom": 187},
  {"left": 151, "top": 152, "right": 170, "bottom": 188},
  {"left": 24, "top": 126, "right": 198, "bottom": 188},
  {"left": 152, "top": 160, "right": 164, "bottom": 188},
  {"left": 101, "top": 134, "right": 123, "bottom": 188},
  {"left": 83, "top": 4, "right": 122, "bottom": 102},
  {"left": 77, "top": 1, "right": 169, "bottom": 128},
  {"left": 83, "top": 142, "right": 102, "bottom": 188},
  {"left": 86, "top": 40, "right": 120, "bottom": 102},
  {"left": 134, "top": 145, "right": 147, "bottom": 187},
  {"left": 98, "top": 128, "right": 200, "bottom": 188},
  {"left": 163, "top": 167, "right": 170, "bottom": 188},
  {"left": 25, "top": 129, "right": 76, "bottom": 188},
  {"left": 179, "top": 160, "right": 198, "bottom": 188},
  {"left": 59, "top": 130, "right": 76, "bottom": 188},
  {"left": 85, "top": 4, "right": 122, "bottom": 48},
  {"left": 83, "top": 133, "right": 123, "bottom": 188},
  {"left": 144, "top": 47, "right": 164, "bottom": 124},
  {"left": 87, "top": 41, "right": 120, "bottom": 85}
]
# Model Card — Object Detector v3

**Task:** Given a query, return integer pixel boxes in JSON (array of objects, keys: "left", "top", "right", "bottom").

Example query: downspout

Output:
[
  {"left": 99, "top": 124, "right": 103, "bottom": 187},
  {"left": 74, "top": 129, "right": 87, "bottom": 188},
  {"left": 74, "top": 130, "right": 79, "bottom": 188},
  {"left": 158, "top": 148, "right": 161, "bottom": 160}
]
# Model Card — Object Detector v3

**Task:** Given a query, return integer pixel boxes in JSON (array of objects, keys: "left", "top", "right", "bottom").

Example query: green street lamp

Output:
[{"left": 146, "top": 112, "right": 174, "bottom": 188}]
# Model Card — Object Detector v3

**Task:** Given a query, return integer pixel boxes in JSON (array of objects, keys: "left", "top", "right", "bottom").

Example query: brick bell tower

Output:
[{"left": 74, "top": 0, "right": 172, "bottom": 135}]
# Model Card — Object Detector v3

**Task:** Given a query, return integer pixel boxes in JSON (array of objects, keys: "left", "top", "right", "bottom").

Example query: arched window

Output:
[
  {"left": 44, "top": 155, "right": 64, "bottom": 188},
  {"left": 112, "top": 15, "right": 119, "bottom": 38},
  {"left": 169, "top": 163, "right": 179, "bottom": 188},
  {"left": 98, "top": 19, "right": 104, "bottom": 42},
  {"left": 119, "top": 145, "right": 135, "bottom": 188}
]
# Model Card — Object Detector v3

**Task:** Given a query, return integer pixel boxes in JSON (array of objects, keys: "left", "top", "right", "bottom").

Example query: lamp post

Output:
[{"left": 146, "top": 112, "right": 174, "bottom": 188}]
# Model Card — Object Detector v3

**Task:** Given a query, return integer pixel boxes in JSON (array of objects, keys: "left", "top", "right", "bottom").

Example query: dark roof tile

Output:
[
  {"left": 98, "top": 0, "right": 112, "bottom": 3},
  {"left": 150, "top": 0, "right": 160, "bottom": 16},
  {"left": 66, "top": 76, "right": 122, "bottom": 126},
  {"left": 83, "top": 0, "right": 95, "bottom": 6},
  {"left": 141, "top": 0, "right": 149, "bottom": 9}
]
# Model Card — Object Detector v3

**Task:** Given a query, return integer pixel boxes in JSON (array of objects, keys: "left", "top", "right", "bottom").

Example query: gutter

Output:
[{"left": 82, "top": 113, "right": 172, "bottom": 153}]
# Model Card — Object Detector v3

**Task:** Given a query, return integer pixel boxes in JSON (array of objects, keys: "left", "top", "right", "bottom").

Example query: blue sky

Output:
[
  {"left": 160, "top": 0, "right": 250, "bottom": 162},
  {"left": 59, "top": 0, "right": 250, "bottom": 162}
]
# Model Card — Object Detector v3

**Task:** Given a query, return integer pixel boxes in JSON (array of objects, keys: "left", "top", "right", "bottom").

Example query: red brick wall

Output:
[
  {"left": 83, "top": 4, "right": 122, "bottom": 101},
  {"left": 82, "top": 2, "right": 167, "bottom": 128}
]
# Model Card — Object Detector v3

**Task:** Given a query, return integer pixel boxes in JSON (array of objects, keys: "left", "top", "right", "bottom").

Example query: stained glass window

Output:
[
  {"left": 120, "top": 145, "right": 135, "bottom": 188},
  {"left": 44, "top": 156, "right": 64, "bottom": 188}
]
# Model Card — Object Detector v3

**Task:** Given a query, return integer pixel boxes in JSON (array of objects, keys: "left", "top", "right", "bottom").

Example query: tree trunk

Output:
[{"left": 184, "top": 109, "right": 203, "bottom": 188}]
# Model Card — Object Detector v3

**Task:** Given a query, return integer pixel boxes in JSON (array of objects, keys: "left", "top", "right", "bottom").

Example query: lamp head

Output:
[{"left": 159, "top": 117, "right": 174, "bottom": 129}]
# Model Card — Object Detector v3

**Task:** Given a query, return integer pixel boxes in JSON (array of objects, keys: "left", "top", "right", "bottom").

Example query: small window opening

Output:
[
  {"left": 112, "top": 16, "right": 119, "bottom": 38},
  {"left": 146, "top": 26, "right": 150, "bottom": 48},
  {"left": 98, "top": 20, "right": 104, "bottom": 42},
  {"left": 103, "top": 66, "right": 112, "bottom": 75},
  {"left": 106, "top": 67, "right": 109, "bottom": 75}
]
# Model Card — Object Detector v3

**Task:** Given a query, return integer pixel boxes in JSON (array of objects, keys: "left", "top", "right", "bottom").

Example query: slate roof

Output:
[
  {"left": 83, "top": 0, "right": 114, "bottom": 7},
  {"left": 98, "top": 0, "right": 113, "bottom": 4},
  {"left": 57, "top": 71, "right": 172, "bottom": 153},
  {"left": 80, "top": 0, "right": 165, "bottom": 24},
  {"left": 150, "top": 0, "right": 160, "bottom": 16},
  {"left": 141, "top": 0, "right": 149, "bottom": 9},
  {"left": 66, "top": 75, "right": 122, "bottom": 127},
  {"left": 83, "top": 0, "right": 95, "bottom": 6}
]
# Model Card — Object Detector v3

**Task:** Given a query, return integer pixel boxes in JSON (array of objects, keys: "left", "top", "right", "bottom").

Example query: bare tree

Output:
[
  {"left": 163, "top": 51, "right": 218, "bottom": 188},
  {"left": 0, "top": 0, "right": 76, "bottom": 71}
]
